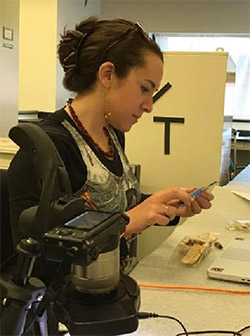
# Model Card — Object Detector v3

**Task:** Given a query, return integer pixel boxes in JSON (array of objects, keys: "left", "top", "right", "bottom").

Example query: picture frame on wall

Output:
[{"left": 3, "top": 27, "right": 13, "bottom": 41}]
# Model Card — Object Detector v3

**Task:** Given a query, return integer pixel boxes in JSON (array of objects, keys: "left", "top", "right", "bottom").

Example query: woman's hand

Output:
[
  {"left": 124, "top": 187, "right": 193, "bottom": 236},
  {"left": 168, "top": 187, "right": 214, "bottom": 217}
]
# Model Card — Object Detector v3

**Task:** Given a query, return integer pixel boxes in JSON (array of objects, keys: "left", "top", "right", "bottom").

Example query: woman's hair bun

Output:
[{"left": 58, "top": 16, "right": 98, "bottom": 72}]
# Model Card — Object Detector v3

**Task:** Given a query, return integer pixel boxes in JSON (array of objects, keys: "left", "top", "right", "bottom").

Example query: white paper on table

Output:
[{"left": 231, "top": 190, "right": 250, "bottom": 201}]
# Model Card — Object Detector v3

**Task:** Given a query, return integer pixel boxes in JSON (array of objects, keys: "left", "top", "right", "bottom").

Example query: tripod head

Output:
[{"left": 1, "top": 123, "right": 140, "bottom": 335}]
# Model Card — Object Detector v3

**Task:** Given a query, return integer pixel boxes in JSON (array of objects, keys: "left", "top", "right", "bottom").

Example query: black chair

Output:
[
  {"left": 0, "top": 169, "right": 61, "bottom": 335},
  {"left": 0, "top": 169, "right": 14, "bottom": 264}
]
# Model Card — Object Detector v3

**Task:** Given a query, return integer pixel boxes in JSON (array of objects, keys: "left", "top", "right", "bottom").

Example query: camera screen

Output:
[{"left": 64, "top": 211, "right": 113, "bottom": 230}]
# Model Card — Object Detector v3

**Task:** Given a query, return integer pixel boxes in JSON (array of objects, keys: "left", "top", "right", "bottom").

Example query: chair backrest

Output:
[{"left": 0, "top": 169, "right": 14, "bottom": 264}]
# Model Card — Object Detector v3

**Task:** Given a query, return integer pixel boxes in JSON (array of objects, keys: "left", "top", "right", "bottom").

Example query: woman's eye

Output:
[{"left": 141, "top": 86, "right": 150, "bottom": 93}]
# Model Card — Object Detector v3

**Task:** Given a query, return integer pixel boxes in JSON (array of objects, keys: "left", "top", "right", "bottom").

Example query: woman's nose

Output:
[{"left": 142, "top": 97, "right": 153, "bottom": 113}]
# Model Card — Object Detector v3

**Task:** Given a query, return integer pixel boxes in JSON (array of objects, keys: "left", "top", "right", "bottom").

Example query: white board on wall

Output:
[{"left": 126, "top": 51, "right": 228, "bottom": 194}]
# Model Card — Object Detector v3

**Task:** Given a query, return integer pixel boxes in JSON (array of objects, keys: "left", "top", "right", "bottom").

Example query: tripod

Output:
[
  {"left": 0, "top": 238, "right": 48, "bottom": 336},
  {"left": 1, "top": 237, "right": 140, "bottom": 336}
]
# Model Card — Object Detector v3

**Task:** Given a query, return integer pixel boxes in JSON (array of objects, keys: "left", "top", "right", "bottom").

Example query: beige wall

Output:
[
  {"left": 0, "top": 0, "right": 19, "bottom": 137},
  {"left": 18, "top": 0, "right": 101, "bottom": 112},
  {"left": 18, "top": 0, "right": 57, "bottom": 112},
  {"left": 101, "top": 0, "right": 250, "bottom": 33}
]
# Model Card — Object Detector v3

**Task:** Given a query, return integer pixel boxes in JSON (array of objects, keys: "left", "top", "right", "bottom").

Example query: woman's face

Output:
[{"left": 106, "top": 52, "right": 163, "bottom": 132}]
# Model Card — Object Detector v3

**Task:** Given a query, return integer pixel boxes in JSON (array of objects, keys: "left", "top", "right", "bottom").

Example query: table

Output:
[
  {"left": 231, "top": 121, "right": 250, "bottom": 173},
  {"left": 232, "top": 121, "right": 250, "bottom": 134},
  {"left": 0, "top": 137, "right": 18, "bottom": 169},
  {"left": 230, "top": 164, "right": 250, "bottom": 183},
  {"left": 128, "top": 185, "right": 250, "bottom": 335},
  {"left": 231, "top": 136, "right": 250, "bottom": 151}
]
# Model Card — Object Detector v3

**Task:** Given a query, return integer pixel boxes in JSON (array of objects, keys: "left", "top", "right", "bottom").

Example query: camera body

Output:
[
  {"left": 42, "top": 210, "right": 127, "bottom": 264},
  {"left": 42, "top": 210, "right": 129, "bottom": 294}
]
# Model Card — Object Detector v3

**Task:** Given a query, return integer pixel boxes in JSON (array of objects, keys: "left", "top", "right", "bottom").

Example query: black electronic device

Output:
[
  {"left": 0, "top": 123, "right": 140, "bottom": 336},
  {"left": 42, "top": 210, "right": 126, "bottom": 265}
]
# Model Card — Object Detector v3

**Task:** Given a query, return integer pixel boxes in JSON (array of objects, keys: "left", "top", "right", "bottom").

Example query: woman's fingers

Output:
[
  {"left": 154, "top": 213, "right": 171, "bottom": 226},
  {"left": 125, "top": 200, "right": 178, "bottom": 235},
  {"left": 179, "top": 188, "right": 214, "bottom": 210},
  {"left": 163, "top": 205, "right": 177, "bottom": 221},
  {"left": 190, "top": 199, "right": 202, "bottom": 214},
  {"left": 200, "top": 191, "right": 214, "bottom": 201},
  {"left": 153, "top": 187, "right": 193, "bottom": 208},
  {"left": 124, "top": 187, "right": 214, "bottom": 236},
  {"left": 148, "top": 203, "right": 177, "bottom": 225},
  {"left": 195, "top": 193, "right": 213, "bottom": 209}
]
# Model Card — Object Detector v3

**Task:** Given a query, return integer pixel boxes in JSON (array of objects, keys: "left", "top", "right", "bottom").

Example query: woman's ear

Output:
[{"left": 98, "top": 62, "right": 116, "bottom": 88}]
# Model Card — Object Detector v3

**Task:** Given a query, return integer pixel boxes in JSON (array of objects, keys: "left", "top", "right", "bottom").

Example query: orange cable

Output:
[{"left": 139, "top": 283, "right": 250, "bottom": 294}]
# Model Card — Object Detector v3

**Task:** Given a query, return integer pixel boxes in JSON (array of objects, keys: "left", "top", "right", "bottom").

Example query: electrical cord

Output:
[
  {"left": 139, "top": 283, "right": 250, "bottom": 295},
  {"left": 137, "top": 312, "right": 189, "bottom": 335},
  {"left": 237, "top": 326, "right": 250, "bottom": 334},
  {"left": 175, "top": 325, "right": 250, "bottom": 336},
  {"left": 175, "top": 330, "right": 242, "bottom": 336},
  {"left": 137, "top": 312, "right": 250, "bottom": 336}
]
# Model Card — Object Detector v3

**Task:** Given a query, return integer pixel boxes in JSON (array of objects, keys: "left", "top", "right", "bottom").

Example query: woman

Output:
[{"left": 8, "top": 16, "right": 213, "bottom": 262}]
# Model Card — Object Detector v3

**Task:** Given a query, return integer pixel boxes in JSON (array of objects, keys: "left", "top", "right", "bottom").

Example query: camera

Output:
[{"left": 42, "top": 210, "right": 128, "bottom": 294}]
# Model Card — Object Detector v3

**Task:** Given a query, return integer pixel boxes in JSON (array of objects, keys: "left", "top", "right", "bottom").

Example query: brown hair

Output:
[{"left": 58, "top": 16, "right": 163, "bottom": 93}]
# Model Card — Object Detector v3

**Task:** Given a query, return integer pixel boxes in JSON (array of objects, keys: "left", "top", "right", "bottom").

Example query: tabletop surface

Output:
[
  {"left": 0, "top": 137, "right": 18, "bottom": 154},
  {"left": 230, "top": 164, "right": 250, "bottom": 184},
  {"left": 127, "top": 186, "right": 250, "bottom": 335},
  {"left": 233, "top": 121, "right": 250, "bottom": 132}
]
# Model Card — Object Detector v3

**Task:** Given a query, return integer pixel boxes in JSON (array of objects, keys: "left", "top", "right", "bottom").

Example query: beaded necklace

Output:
[{"left": 67, "top": 99, "right": 114, "bottom": 159}]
